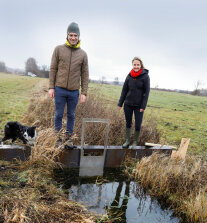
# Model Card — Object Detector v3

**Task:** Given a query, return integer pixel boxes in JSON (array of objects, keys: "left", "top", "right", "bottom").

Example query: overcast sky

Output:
[{"left": 0, "top": 0, "right": 207, "bottom": 90}]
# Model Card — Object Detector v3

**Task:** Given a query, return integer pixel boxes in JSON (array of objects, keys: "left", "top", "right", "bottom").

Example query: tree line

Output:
[
  {"left": 0, "top": 59, "right": 206, "bottom": 96},
  {"left": 0, "top": 57, "right": 49, "bottom": 78}
]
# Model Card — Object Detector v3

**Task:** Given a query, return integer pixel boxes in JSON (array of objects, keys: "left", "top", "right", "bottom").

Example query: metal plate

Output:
[{"left": 79, "top": 118, "right": 110, "bottom": 177}]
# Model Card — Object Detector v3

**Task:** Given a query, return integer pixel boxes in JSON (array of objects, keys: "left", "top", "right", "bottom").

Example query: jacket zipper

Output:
[{"left": 66, "top": 48, "right": 73, "bottom": 89}]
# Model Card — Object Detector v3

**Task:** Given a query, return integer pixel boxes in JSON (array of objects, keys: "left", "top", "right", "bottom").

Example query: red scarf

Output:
[{"left": 130, "top": 69, "right": 142, "bottom": 78}]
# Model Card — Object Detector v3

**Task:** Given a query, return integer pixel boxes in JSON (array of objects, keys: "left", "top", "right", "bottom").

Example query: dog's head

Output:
[{"left": 23, "top": 126, "right": 37, "bottom": 145}]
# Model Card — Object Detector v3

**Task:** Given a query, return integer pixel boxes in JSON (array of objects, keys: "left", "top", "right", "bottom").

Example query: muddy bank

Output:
[{"left": 0, "top": 159, "right": 96, "bottom": 223}]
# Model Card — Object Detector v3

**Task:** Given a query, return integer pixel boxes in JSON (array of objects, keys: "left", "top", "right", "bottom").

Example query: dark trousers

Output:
[
  {"left": 124, "top": 104, "right": 144, "bottom": 131},
  {"left": 54, "top": 86, "right": 79, "bottom": 134}
]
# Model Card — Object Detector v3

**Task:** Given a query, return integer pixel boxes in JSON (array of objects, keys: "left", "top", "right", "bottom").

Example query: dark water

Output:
[{"left": 55, "top": 169, "right": 183, "bottom": 223}]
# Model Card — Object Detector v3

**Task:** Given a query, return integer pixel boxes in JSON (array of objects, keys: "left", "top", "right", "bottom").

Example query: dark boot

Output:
[
  {"left": 65, "top": 133, "right": 76, "bottom": 149},
  {"left": 122, "top": 128, "right": 131, "bottom": 148},
  {"left": 55, "top": 137, "right": 63, "bottom": 148},
  {"left": 131, "top": 130, "right": 140, "bottom": 149}
]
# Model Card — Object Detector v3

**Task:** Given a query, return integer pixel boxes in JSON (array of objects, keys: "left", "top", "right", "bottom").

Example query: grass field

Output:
[
  {"left": 0, "top": 72, "right": 47, "bottom": 135},
  {"left": 89, "top": 83, "right": 207, "bottom": 157},
  {"left": 0, "top": 73, "right": 207, "bottom": 157}
]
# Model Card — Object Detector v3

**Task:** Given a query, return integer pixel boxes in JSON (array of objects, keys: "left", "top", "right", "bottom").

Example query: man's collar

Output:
[{"left": 66, "top": 40, "right": 81, "bottom": 48}]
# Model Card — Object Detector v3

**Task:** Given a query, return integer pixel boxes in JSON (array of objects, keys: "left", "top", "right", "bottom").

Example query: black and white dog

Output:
[{"left": 1, "top": 121, "right": 37, "bottom": 145}]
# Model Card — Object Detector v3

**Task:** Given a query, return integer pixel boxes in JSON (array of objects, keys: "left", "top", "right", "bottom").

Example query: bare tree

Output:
[
  {"left": 25, "top": 57, "right": 38, "bottom": 75},
  {"left": 0, "top": 61, "right": 7, "bottom": 72},
  {"left": 154, "top": 84, "right": 159, "bottom": 89},
  {"left": 40, "top": 65, "right": 48, "bottom": 71},
  {"left": 38, "top": 65, "right": 49, "bottom": 78},
  {"left": 113, "top": 77, "right": 119, "bottom": 85},
  {"left": 192, "top": 80, "right": 204, "bottom": 95},
  {"left": 101, "top": 76, "right": 106, "bottom": 84}
]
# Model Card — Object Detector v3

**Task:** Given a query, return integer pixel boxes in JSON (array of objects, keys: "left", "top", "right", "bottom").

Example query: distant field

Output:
[
  {"left": 0, "top": 72, "right": 47, "bottom": 135},
  {"left": 0, "top": 74, "right": 207, "bottom": 156},
  {"left": 89, "top": 83, "right": 207, "bottom": 157}
]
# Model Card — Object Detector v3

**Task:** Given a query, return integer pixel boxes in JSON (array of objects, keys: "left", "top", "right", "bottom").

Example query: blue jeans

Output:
[
  {"left": 54, "top": 86, "right": 79, "bottom": 134},
  {"left": 124, "top": 103, "right": 144, "bottom": 131}
]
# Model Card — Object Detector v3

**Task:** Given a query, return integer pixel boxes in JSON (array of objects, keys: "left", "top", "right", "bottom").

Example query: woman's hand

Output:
[
  {"left": 118, "top": 106, "right": 122, "bottom": 110},
  {"left": 140, "top": 109, "right": 144, "bottom": 112}
]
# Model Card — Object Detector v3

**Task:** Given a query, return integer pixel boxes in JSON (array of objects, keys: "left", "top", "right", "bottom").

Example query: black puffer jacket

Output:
[{"left": 118, "top": 69, "right": 150, "bottom": 109}]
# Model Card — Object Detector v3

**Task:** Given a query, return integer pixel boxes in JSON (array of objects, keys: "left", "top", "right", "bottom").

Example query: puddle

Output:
[{"left": 55, "top": 169, "right": 184, "bottom": 223}]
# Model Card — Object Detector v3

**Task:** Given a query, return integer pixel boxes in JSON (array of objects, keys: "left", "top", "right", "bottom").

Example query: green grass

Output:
[
  {"left": 0, "top": 72, "right": 47, "bottom": 135},
  {"left": 89, "top": 83, "right": 207, "bottom": 157},
  {"left": 148, "top": 90, "right": 207, "bottom": 156}
]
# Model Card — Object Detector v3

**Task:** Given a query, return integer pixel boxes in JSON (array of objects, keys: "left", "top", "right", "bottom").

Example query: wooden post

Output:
[{"left": 171, "top": 138, "right": 190, "bottom": 160}]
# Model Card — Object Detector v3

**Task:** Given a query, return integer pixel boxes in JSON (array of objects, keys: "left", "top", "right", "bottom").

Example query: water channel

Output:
[{"left": 54, "top": 169, "right": 184, "bottom": 223}]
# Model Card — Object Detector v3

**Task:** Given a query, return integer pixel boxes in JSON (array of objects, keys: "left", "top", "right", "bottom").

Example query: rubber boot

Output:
[
  {"left": 55, "top": 137, "right": 63, "bottom": 149},
  {"left": 65, "top": 133, "right": 76, "bottom": 149},
  {"left": 131, "top": 130, "right": 140, "bottom": 149},
  {"left": 122, "top": 128, "right": 131, "bottom": 148}
]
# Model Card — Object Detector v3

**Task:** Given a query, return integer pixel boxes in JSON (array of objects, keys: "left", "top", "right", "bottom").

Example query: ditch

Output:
[{"left": 54, "top": 168, "right": 186, "bottom": 223}]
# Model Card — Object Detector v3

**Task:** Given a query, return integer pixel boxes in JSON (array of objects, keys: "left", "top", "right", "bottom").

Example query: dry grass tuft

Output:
[
  {"left": 22, "top": 95, "right": 55, "bottom": 128},
  {"left": 23, "top": 90, "right": 161, "bottom": 147},
  {"left": 135, "top": 153, "right": 207, "bottom": 222},
  {"left": 30, "top": 128, "right": 61, "bottom": 161}
]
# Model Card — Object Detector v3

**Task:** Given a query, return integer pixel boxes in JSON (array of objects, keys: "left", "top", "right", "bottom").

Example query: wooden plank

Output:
[
  {"left": 171, "top": 138, "right": 190, "bottom": 160},
  {"left": 145, "top": 142, "right": 177, "bottom": 150}
]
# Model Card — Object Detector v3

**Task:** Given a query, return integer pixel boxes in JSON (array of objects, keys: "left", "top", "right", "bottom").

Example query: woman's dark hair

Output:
[{"left": 132, "top": 57, "right": 145, "bottom": 69}]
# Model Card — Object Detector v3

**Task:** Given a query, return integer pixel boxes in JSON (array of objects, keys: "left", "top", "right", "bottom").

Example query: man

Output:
[{"left": 49, "top": 22, "right": 89, "bottom": 148}]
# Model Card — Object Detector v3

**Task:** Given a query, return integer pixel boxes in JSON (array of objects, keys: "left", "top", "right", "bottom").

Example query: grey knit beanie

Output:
[{"left": 67, "top": 22, "right": 80, "bottom": 37}]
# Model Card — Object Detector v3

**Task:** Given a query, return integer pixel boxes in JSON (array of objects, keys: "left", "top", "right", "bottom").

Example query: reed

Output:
[
  {"left": 23, "top": 90, "right": 161, "bottom": 147},
  {"left": 135, "top": 153, "right": 207, "bottom": 222}
]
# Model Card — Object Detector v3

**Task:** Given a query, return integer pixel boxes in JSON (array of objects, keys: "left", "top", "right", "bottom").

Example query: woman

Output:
[{"left": 118, "top": 57, "right": 150, "bottom": 148}]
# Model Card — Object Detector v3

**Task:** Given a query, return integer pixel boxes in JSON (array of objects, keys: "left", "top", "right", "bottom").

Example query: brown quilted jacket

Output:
[{"left": 49, "top": 44, "right": 89, "bottom": 95}]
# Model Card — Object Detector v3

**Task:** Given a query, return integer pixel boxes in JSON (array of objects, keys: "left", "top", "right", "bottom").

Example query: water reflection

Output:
[
  {"left": 68, "top": 181, "right": 182, "bottom": 223},
  {"left": 105, "top": 181, "right": 130, "bottom": 222}
]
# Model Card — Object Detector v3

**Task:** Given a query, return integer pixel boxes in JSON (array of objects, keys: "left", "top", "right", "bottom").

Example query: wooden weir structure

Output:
[{"left": 0, "top": 118, "right": 189, "bottom": 177}]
